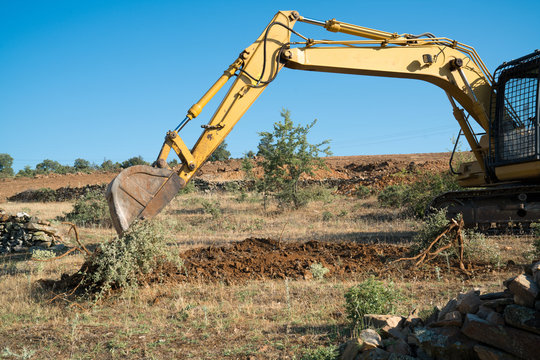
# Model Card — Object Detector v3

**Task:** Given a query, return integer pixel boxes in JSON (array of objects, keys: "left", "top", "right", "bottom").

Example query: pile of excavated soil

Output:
[{"left": 45, "top": 237, "right": 514, "bottom": 295}]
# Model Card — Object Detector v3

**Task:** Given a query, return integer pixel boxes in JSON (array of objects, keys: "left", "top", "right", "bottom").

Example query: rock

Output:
[
  {"left": 507, "top": 274, "right": 539, "bottom": 308},
  {"left": 503, "top": 304, "right": 540, "bottom": 335},
  {"left": 364, "top": 314, "right": 403, "bottom": 337},
  {"left": 413, "top": 326, "right": 476, "bottom": 360},
  {"left": 437, "top": 298, "right": 457, "bottom": 321},
  {"left": 358, "top": 348, "right": 390, "bottom": 360},
  {"left": 532, "top": 261, "right": 540, "bottom": 285},
  {"left": 424, "top": 306, "right": 440, "bottom": 326},
  {"left": 32, "top": 231, "right": 48, "bottom": 242},
  {"left": 485, "top": 311, "right": 505, "bottom": 326},
  {"left": 24, "top": 222, "right": 57, "bottom": 234},
  {"left": 16, "top": 212, "right": 29, "bottom": 218},
  {"left": 360, "top": 329, "right": 382, "bottom": 350},
  {"left": 432, "top": 310, "right": 462, "bottom": 327},
  {"left": 403, "top": 310, "right": 423, "bottom": 329},
  {"left": 482, "top": 298, "right": 514, "bottom": 312},
  {"left": 479, "top": 291, "right": 512, "bottom": 301},
  {"left": 474, "top": 344, "right": 520, "bottom": 360},
  {"left": 385, "top": 338, "right": 410, "bottom": 356},
  {"left": 50, "top": 244, "right": 68, "bottom": 253},
  {"left": 341, "top": 338, "right": 363, "bottom": 360},
  {"left": 462, "top": 313, "right": 540, "bottom": 360},
  {"left": 456, "top": 290, "right": 482, "bottom": 314}
]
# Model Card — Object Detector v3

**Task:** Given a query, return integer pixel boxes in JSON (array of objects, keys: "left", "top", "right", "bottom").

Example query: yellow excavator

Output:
[{"left": 106, "top": 10, "right": 540, "bottom": 235}]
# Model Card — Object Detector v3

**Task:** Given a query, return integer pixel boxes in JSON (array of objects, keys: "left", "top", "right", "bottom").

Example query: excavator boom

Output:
[{"left": 107, "top": 10, "right": 540, "bottom": 234}]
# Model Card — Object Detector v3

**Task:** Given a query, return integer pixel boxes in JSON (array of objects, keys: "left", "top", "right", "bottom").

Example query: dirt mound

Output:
[{"left": 176, "top": 238, "right": 405, "bottom": 282}]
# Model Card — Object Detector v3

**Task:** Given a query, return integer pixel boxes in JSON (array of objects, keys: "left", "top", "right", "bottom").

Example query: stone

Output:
[
  {"left": 482, "top": 298, "right": 514, "bottom": 312},
  {"left": 485, "top": 311, "right": 505, "bottom": 326},
  {"left": 364, "top": 314, "right": 403, "bottom": 337},
  {"left": 413, "top": 326, "right": 476, "bottom": 360},
  {"left": 532, "top": 261, "right": 540, "bottom": 286},
  {"left": 341, "top": 338, "right": 363, "bottom": 360},
  {"left": 432, "top": 310, "right": 462, "bottom": 327},
  {"left": 503, "top": 304, "right": 540, "bottom": 335},
  {"left": 403, "top": 310, "right": 423, "bottom": 328},
  {"left": 479, "top": 291, "right": 512, "bottom": 301},
  {"left": 385, "top": 338, "right": 410, "bottom": 356},
  {"left": 360, "top": 329, "right": 382, "bottom": 350},
  {"left": 437, "top": 298, "right": 457, "bottom": 321},
  {"left": 457, "top": 290, "right": 482, "bottom": 314},
  {"left": 424, "top": 306, "right": 440, "bottom": 326},
  {"left": 358, "top": 348, "right": 390, "bottom": 360},
  {"left": 24, "top": 222, "right": 57, "bottom": 234},
  {"left": 507, "top": 274, "right": 539, "bottom": 308},
  {"left": 462, "top": 313, "right": 540, "bottom": 360},
  {"left": 474, "top": 344, "right": 520, "bottom": 360}
]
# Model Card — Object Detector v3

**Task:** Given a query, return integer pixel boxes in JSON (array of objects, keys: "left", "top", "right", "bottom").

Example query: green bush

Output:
[
  {"left": 344, "top": 277, "right": 401, "bottom": 328},
  {"left": 208, "top": 141, "right": 231, "bottom": 162},
  {"left": 322, "top": 211, "right": 334, "bottom": 222},
  {"left": 299, "top": 185, "right": 336, "bottom": 204},
  {"left": 300, "top": 345, "right": 339, "bottom": 360},
  {"left": 411, "top": 208, "right": 450, "bottom": 255},
  {"left": 63, "top": 190, "right": 111, "bottom": 227},
  {"left": 310, "top": 263, "right": 330, "bottom": 280},
  {"left": 86, "top": 220, "right": 177, "bottom": 296},
  {"left": 530, "top": 223, "right": 540, "bottom": 259},
  {"left": 355, "top": 185, "right": 372, "bottom": 199},
  {"left": 201, "top": 200, "right": 222, "bottom": 218},
  {"left": 178, "top": 181, "right": 196, "bottom": 195},
  {"left": 377, "top": 172, "right": 461, "bottom": 218}
]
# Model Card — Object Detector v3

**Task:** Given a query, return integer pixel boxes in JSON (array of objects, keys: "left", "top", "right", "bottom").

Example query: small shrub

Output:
[
  {"left": 378, "top": 172, "right": 461, "bottom": 218},
  {"left": 86, "top": 220, "right": 178, "bottom": 296},
  {"left": 355, "top": 185, "right": 371, "bottom": 199},
  {"left": 310, "top": 263, "right": 330, "bottom": 280},
  {"left": 300, "top": 345, "right": 339, "bottom": 360},
  {"left": 63, "top": 190, "right": 111, "bottom": 227},
  {"left": 299, "top": 185, "right": 336, "bottom": 204},
  {"left": 178, "top": 181, "right": 196, "bottom": 195},
  {"left": 530, "top": 223, "right": 540, "bottom": 259},
  {"left": 377, "top": 184, "right": 409, "bottom": 208},
  {"left": 344, "top": 277, "right": 401, "bottom": 328},
  {"left": 31, "top": 249, "right": 55, "bottom": 273},
  {"left": 201, "top": 200, "right": 222, "bottom": 218},
  {"left": 322, "top": 211, "right": 334, "bottom": 222},
  {"left": 223, "top": 182, "right": 241, "bottom": 193}
]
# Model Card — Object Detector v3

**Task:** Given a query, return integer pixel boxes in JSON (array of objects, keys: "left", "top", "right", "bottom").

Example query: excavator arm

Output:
[{"left": 107, "top": 10, "right": 494, "bottom": 235}]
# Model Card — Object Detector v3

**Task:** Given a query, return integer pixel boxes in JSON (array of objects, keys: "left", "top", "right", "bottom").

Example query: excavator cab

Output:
[{"left": 489, "top": 51, "right": 540, "bottom": 174}]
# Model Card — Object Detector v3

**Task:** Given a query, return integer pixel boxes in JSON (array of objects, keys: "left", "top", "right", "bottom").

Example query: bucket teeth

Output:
[{"left": 106, "top": 165, "right": 184, "bottom": 235}]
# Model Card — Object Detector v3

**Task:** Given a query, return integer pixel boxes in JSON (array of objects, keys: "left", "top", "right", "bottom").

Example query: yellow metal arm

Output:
[{"left": 159, "top": 10, "right": 494, "bottom": 185}]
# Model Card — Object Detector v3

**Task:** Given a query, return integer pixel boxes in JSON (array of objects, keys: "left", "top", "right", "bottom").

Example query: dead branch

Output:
[{"left": 63, "top": 222, "right": 92, "bottom": 256}]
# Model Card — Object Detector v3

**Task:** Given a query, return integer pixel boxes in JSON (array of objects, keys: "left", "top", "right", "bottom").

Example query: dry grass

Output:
[{"left": 0, "top": 190, "right": 536, "bottom": 359}]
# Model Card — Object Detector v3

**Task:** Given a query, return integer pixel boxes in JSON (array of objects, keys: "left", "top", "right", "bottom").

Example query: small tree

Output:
[
  {"left": 74, "top": 158, "right": 91, "bottom": 172},
  {"left": 208, "top": 141, "right": 231, "bottom": 162},
  {"left": 36, "top": 159, "right": 63, "bottom": 174},
  {"left": 0, "top": 154, "right": 14, "bottom": 177},
  {"left": 100, "top": 159, "right": 121, "bottom": 171},
  {"left": 121, "top": 156, "right": 148, "bottom": 169},
  {"left": 256, "top": 109, "right": 331, "bottom": 209}
]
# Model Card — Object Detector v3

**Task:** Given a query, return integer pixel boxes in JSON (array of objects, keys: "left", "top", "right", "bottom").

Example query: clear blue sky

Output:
[{"left": 1, "top": 0, "right": 539, "bottom": 171}]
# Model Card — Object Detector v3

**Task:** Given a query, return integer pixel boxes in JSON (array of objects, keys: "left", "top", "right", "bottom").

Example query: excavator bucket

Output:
[{"left": 106, "top": 165, "right": 185, "bottom": 235}]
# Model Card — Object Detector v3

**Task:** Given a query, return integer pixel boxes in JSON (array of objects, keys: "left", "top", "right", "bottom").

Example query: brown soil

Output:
[
  {"left": 46, "top": 237, "right": 511, "bottom": 295},
  {"left": 0, "top": 153, "right": 452, "bottom": 202}
]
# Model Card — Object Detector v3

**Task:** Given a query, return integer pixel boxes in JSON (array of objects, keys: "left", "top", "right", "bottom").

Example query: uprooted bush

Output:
[
  {"left": 412, "top": 209, "right": 499, "bottom": 264},
  {"left": 377, "top": 171, "right": 461, "bottom": 218},
  {"left": 46, "top": 220, "right": 182, "bottom": 299},
  {"left": 62, "top": 190, "right": 111, "bottom": 227}
]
